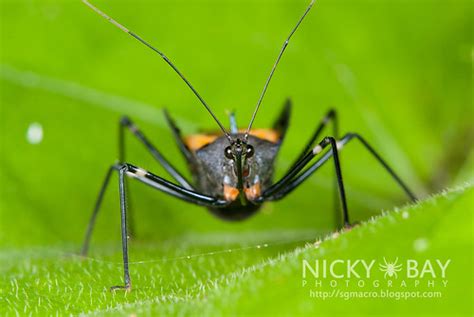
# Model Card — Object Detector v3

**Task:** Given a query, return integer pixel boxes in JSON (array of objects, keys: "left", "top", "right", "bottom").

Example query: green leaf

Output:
[
  {"left": 2, "top": 184, "right": 472, "bottom": 315},
  {"left": 1, "top": 0, "right": 472, "bottom": 315}
]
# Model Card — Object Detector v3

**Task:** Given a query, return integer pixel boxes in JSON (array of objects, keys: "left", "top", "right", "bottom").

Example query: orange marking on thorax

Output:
[
  {"left": 239, "top": 129, "right": 280, "bottom": 143},
  {"left": 184, "top": 134, "right": 219, "bottom": 151},
  {"left": 244, "top": 182, "right": 261, "bottom": 201},
  {"left": 223, "top": 184, "right": 240, "bottom": 202},
  {"left": 184, "top": 128, "right": 279, "bottom": 151}
]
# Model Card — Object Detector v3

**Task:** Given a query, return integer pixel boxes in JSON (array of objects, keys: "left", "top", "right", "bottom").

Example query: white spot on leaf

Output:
[
  {"left": 26, "top": 122, "right": 43, "bottom": 144},
  {"left": 413, "top": 238, "right": 429, "bottom": 253}
]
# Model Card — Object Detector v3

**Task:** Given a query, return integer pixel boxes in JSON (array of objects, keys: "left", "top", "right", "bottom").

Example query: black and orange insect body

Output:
[
  {"left": 81, "top": 0, "right": 417, "bottom": 291},
  {"left": 168, "top": 103, "right": 290, "bottom": 220}
]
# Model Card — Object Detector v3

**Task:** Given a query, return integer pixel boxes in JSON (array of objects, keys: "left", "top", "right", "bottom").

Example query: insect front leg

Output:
[
  {"left": 119, "top": 116, "right": 193, "bottom": 189},
  {"left": 266, "top": 106, "right": 343, "bottom": 227},
  {"left": 261, "top": 133, "right": 417, "bottom": 228},
  {"left": 289, "top": 108, "right": 338, "bottom": 168},
  {"left": 111, "top": 165, "right": 131, "bottom": 291},
  {"left": 287, "top": 108, "right": 340, "bottom": 226},
  {"left": 118, "top": 116, "right": 195, "bottom": 237},
  {"left": 81, "top": 162, "right": 228, "bottom": 291},
  {"left": 261, "top": 136, "right": 349, "bottom": 225}
]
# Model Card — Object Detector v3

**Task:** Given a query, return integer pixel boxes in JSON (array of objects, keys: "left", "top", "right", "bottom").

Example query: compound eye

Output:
[
  {"left": 246, "top": 145, "right": 254, "bottom": 158},
  {"left": 224, "top": 146, "right": 233, "bottom": 160}
]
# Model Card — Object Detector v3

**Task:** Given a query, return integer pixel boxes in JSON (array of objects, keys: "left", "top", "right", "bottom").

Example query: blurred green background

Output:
[{"left": 0, "top": 0, "right": 472, "bottom": 315}]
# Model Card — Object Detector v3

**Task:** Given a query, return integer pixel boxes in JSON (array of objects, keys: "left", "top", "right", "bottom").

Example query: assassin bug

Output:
[{"left": 81, "top": 0, "right": 417, "bottom": 291}]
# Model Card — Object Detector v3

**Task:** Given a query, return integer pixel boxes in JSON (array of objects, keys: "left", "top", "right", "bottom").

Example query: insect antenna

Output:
[
  {"left": 82, "top": 0, "right": 232, "bottom": 141},
  {"left": 245, "top": 0, "right": 315, "bottom": 140}
]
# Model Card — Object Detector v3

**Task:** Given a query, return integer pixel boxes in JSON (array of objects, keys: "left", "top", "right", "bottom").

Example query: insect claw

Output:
[
  {"left": 343, "top": 221, "right": 360, "bottom": 231},
  {"left": 110, "top": 284, "right": 132, "bottom": 293}
]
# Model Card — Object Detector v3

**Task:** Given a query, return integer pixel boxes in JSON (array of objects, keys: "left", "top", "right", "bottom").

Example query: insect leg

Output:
[
  {"left": 262, "top": 136, "right": 337, "bottom": 199},
  {"left": 116, "top": 163, "right": 228, "bottom": 290},
  {"left": 119, "top": 116, "right": 193, "bottom": 190},
  {"left": 119, "top": 116, "right": 195, "bottom": 236},
  {"left": 111, "top": 165, "right": 131, "bottom": 291},
  {"left": 163, "top": 110, "right": 194, "bottom": 163},
  {"left": 286, "top": 108, "right": 340, "bottom": 226},
  {"left": 272, "top": 99, "right": 292, "bottom": 142},
  {"left": 81, "top": 163, "right": 228, "bottom": 290},
  {"left": 81, "top": 165, "right": 115, "bottom": 256},
  {"left": 262, "top": 133, "right": 417, "bottom": 226},
  {"left": 349, "top": 133, "right": 416, "bottom": 200},
  {"left": 289, "top": 108, "right": 338, "bottom": 168},
  {"left": 262, "top": 136, "right": 350, "bottom": 224},
  {"left": 121, "top": 163, "right": 227, "bottom": 206}
]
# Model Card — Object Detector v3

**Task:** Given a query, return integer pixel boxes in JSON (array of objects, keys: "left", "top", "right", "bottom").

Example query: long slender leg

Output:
[
  {"left": 286, "top": 108, "right": 340, "bottom": 226},
  {"left": 263, "top": 136, "right": 350, "bottom": 224},
  {"left": 304, "top": 137, "right": 350, "bottom": 225},
  {"left": 119, "top": 118, "right": 136, "bottom": 237},
  {"left": 327, "top": 137, "right": 349, "bottom": 226},
  {"left": 81, "top": 165, "right": 114, "bottom": 256},
  {"left": 330, "top": 112, "right": 340, "bottom": 227},
  {"left": 265, "top": 133, "right": 417, "bottom": 201},
  {"left": 353, "top": 134, "right": 416, "bottom": 200},
  {"left": 267, "top": 147, "right": 335, "bottom": 201},
  {"left": 119, "top": 116, "right": 193, "bottom": 190},
  {"left": 261, "top": 133, "right": 417, "bottom": 227},
  {"left": 290, "top": 109, "right": 338, "bottom": 167},
  {"left": 81, "top": 162, "right": 228, "bottom": 290},
  {"left": 115, "top": 163, "right": 228, "bottom": 290},
  {"left": 263, "top": 137, "right": 333, "bottom": 198},
  {"left": 119, "top": 116, "right": 194, "bottom": 237},
  {"left": 111, "top": 166, "right": 131, "bottom": 291}
]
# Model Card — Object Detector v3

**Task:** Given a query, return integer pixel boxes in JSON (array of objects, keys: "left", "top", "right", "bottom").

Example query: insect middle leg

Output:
[
  {"left": 82, "top": 115, "right": 199, "bottom": 255},
  {"left": 81, "top": 163, "right": 227, "bottom": 291}
]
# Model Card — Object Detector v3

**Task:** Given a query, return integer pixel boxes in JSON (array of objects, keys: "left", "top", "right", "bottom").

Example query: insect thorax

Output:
[{"left": 189, "top": 134, "right": 280, "bottom": 201}]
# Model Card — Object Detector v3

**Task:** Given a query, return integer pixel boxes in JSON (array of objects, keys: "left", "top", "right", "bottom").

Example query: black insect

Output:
[{"left": 81, "top": 0, "right": 417, "bottom": 291}]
